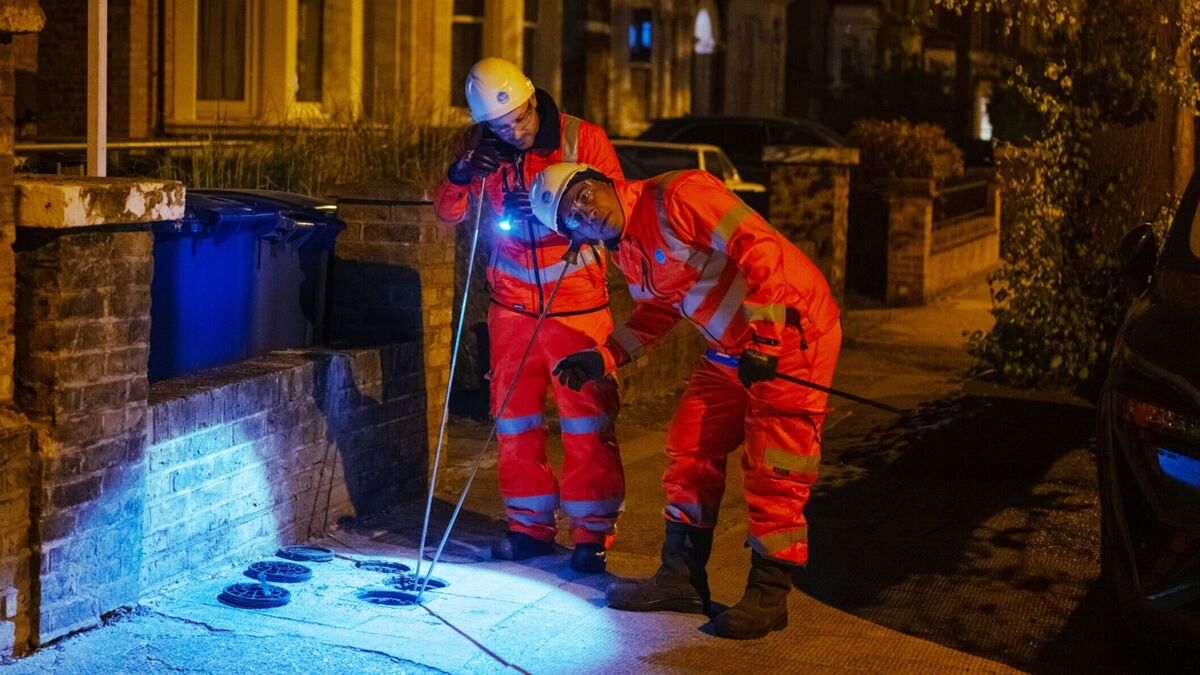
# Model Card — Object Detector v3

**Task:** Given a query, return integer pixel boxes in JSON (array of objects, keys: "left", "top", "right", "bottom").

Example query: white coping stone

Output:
[{"left": 15, "top": 175, "right": 186, "bottom": 228}]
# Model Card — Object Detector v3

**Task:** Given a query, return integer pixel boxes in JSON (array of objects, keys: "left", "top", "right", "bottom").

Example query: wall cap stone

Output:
[
  {"left": 0, "top": 0, "right": 45, "bottom": 33},
  {"left": 330, "top": 181, "right": 432, "bottom": 204},
  {"left": 886, "top": 177, "right": 937, "bottom": 198},
  {"left": 763, "top": 146, "right": 860, "bottom": 166},
  {"left": 15, "top": 175, "right": 185, "bottom": 229}
]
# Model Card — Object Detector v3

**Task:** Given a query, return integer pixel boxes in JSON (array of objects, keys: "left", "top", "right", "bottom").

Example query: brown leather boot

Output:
[
  {"left": 606, "top": 521, "right": 713, "bottom": 613},
  {"left": 711, "top": 551, "right": 797, "bottom": 639}
]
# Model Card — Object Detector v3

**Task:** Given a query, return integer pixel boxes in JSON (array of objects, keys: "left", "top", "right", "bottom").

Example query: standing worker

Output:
[
  {"left": 528, "top": 163, "right": 842, "bottom": 638},
  {"left": 434, "top": 59, "right": 626, "bottom": 573}
]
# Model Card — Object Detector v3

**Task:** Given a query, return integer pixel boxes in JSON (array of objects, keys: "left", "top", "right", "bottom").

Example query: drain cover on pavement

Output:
[
  {"left": 356, "top": 589, "right": 419, "bottom": 607},
  {"left": 386, "top": 573, "right": 448, "bottom": 592},
  {"left": 246, "top": 560, "right": 313, "bottom": 583},
  {"left": 277, "top": 545, "right": 334, "bottom": 563},
  {"left": 219, "top": 581, "right": 291, "bottom": 609},
  {"left": 354, "top": 560, "right": 412, "bottom": 574}
]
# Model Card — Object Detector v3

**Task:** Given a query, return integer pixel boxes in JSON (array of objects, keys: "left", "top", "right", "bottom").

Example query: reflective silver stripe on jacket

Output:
[{"left": 562, "top": 116, "right": 581, "bottom": 162}]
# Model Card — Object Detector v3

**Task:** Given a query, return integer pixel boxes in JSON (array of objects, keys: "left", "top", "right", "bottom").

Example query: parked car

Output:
[
  {"left": 611, "top": 139, "right": 767, "bottom": 213},
  {"left": 1098, "top": 172, "right": 1200, "bottom": 649},
  {"left": 635, "top": 115, "right": 843, "bottom": 185}
]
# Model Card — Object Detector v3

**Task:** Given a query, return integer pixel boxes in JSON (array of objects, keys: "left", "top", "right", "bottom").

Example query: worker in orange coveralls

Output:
[
  {"left": 434, "top": 59, "right": 625, "bottom": 573},
  {"left": 528, "top": 162, "right": 842, "bottom": 638}
]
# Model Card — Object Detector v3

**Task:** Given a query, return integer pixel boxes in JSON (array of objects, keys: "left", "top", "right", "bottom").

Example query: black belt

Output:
[{"left": 490, "top": 298, "right": 610, "bottom": 318}]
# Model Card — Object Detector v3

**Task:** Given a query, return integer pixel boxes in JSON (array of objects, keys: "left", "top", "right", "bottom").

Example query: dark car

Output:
[
  {"left": 636, "top": 115, "right": 843, "bottom": 185},
  {"left": 1098, "top": 172, "right": 1200, "bottom": 648}
]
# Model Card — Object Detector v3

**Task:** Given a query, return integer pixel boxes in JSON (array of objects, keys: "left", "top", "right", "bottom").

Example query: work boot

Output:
[
  {"left": 569, "top": 543, "right": 606, "bottom": 574},
  {"left": 710, "top": 551, "right": 797, "bottom": 639},
  {"left": 491, "top": 532, "right": 555, "bottom": 561},
  {"left": 606, "top": 521, "right": 712, "bottom": 614}
]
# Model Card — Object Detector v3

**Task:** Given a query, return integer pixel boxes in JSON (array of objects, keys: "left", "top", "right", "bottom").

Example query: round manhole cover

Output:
[
  {"left": 277, "top": 545, "right": 334, "bottom": 563},
  {"left": 386, "top": 573, "right": 449, "bottom": 592},
  {"left": 354, "top": 560, "right": 412, "bottom": 575},
  {"left": 356, "top": 589, "right": 419, "bottom": 607},
  {"left": 246, "top": 561, "right": 313, "bottom": 583},
  {"left": 219, "top": 581, "right": 291, "bottom": 609}
]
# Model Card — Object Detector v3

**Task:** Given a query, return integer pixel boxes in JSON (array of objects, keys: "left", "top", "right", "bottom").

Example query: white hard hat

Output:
[
  {"left": 529, "top": 162, "right": 592, "bottom": 233},
  {"left": 464, "top": 57, "right": 535, "bottom": 122}
]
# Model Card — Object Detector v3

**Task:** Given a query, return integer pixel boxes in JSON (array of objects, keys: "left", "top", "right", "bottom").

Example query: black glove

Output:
[
  {"left": 738, "top": 349, "right": 778, "bottom": 388},
  {"left": 447, "top": 138, "right": 503, "bottom": 185},
  {"left": 553, "top": 351, "right": 606, "bottom": 391},
  {"left": 502, "top": 189, "right": 533, "bottom": 221}
]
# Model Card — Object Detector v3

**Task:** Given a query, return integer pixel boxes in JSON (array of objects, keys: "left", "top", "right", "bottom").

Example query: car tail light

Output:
[
  {"left": 1125, "top": 399, "right": 1200, "bottom": 447},
  {"left": 1118, "top": 396, "right": 1200, "bottom": 594}
]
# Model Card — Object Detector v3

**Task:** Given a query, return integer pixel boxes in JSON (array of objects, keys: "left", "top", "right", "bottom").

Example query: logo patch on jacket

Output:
[{"left": 654, "top": 248, "right": 667, "bottom": 264}]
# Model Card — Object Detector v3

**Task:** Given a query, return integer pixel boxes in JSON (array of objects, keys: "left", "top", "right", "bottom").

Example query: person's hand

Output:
[
  {"left": 503, "top": 189, "right": 533, "bottom": 221},
  {"left": 737, "top": 349, "right": 778, "bottom": 388},
  {"left": 553, "top": 351, "right": 606, "bottom": 391},
  {"left": 448, "top": 137, "right": 503, "bottom": 185}
]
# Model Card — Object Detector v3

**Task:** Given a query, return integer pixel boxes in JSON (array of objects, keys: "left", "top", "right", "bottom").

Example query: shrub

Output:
[
  {"left": 844, "top": 119, "right": 965, "bottom": 188},
  {"left": 139, "top": 105, "right": 460, "bottom": 197},
  {"left": 936, "top": 0, "right": 1199, "bottom": 392}
]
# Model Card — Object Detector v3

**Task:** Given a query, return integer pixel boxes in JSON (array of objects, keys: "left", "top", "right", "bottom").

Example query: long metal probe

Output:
[
  {"left": 775, "top": 372, "right": 905, "bottom": 415},
  {"left": 417, "top": 243, "right": 582, "bottom": 599},
  {"left": 415, "top": 176, "right": 487, "bottom": 587}
]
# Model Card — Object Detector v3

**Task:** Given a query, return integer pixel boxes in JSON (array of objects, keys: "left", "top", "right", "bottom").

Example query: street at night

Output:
[{"left": 3, "top": 1, "right": 1200, "bottom": 673}]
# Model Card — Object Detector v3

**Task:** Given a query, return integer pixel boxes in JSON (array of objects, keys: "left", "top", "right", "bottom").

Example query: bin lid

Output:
[
  {"left": 193, "top": 189, "right": 340, "bottom": 222},
  {"left": 159, "top": 191, "right": 280, "bottom": 235}
]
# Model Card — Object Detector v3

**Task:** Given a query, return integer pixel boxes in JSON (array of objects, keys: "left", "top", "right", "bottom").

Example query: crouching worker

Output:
[{"left": 527, "top": 163, "right": 842, "bottom": 639}]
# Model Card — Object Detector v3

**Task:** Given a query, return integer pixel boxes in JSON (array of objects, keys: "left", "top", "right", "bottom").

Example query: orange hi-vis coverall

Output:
[
  {"left": 434, "top": 90, "right": 626, "bottom": 546},
  {"left": 594, "top": 170, "right": 842, "bottom": 565}
]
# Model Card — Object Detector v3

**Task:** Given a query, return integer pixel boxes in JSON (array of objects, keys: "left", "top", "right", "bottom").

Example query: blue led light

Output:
[
  {"left": 498, "top": 220, "right": 512, "bottom": 232},
  {"left": 1158, "top": 448, "right": 1200, "bottom": 490}
]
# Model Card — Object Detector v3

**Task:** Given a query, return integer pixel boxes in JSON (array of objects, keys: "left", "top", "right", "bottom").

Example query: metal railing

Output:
[{"left": 933, "top": 179, "right": 992, "bottom": 227}]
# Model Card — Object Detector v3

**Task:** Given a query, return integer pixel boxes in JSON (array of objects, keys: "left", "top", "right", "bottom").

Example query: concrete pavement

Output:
[{"left": 8, "top": 277, "right": 1129, "bottom": 674}]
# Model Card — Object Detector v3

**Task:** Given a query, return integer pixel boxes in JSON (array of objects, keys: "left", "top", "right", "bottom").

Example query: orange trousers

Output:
[
  {"left": 489, "top": 304, "right": 624, "bottom": 546},
  {"left": 662, "top": 321, "right": 841, "bottom": 565}
]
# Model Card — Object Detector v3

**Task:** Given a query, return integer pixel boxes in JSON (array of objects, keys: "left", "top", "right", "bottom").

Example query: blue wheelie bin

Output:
[
  {"left": 149, "top": 193, "right": 279, "bottom": 382},
  {"left": 189, "top": 190, "right": 344, "bottom": 356},
  {"left": 148, "top": 190, "right": 344, "bottom": 382}
]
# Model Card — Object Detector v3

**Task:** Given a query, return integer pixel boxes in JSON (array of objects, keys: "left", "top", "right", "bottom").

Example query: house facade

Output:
[{"left": 20, "top": 0, "right": 793, "bottom": 143}]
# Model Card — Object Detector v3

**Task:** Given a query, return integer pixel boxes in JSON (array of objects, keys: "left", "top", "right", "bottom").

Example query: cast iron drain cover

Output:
[
  {"left": 276, "top": 545, "right": 334, "bottom": 563},
  {"left": 356, "top": 589, "right": 419, "bottom": 607},
  {"left": 246, "top": 560, "right": 313, "bottom": 583},
  {"left": 219, "top": 581, "right": 291, "bottom": 609},
  {"left": 354, "top": 560, "right": 412, "bottom": 574},
  {"left": 386, "top": 574, "right": 448, "bottom": 592}
]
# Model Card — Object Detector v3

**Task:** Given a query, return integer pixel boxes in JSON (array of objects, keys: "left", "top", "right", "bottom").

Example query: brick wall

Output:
[
  {"left": 329, "top": 184, "right": 453, "bottom": 456},
  {"left": 885, "top": 179, "right": 934, "bottom": 306},
  {"left": 765, "top": 146, "right": 859, "bottom": 308},
  {"left": 0, "top": 411, "right": 30, "bottom": 658},
  {"left": 1, "top": 3, "right": 45, "bottom": 658},
  {"left": 37, "top": 0, "right": 151, "bottom": 139},
  {"left": 14, "top": 226, "right": 154, "bottom": 644},
  {"left": 886, "top": 179, "right": 1000, "bottom": 305},
  {"left": 1, "top": 30, "right": 18, "bottom": 403},
  {"left": 141, "top": 344, "right": 426, "bottom": 592},
  {"left": 11, "top": 175, "right": 181, "bottom": 647}
]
